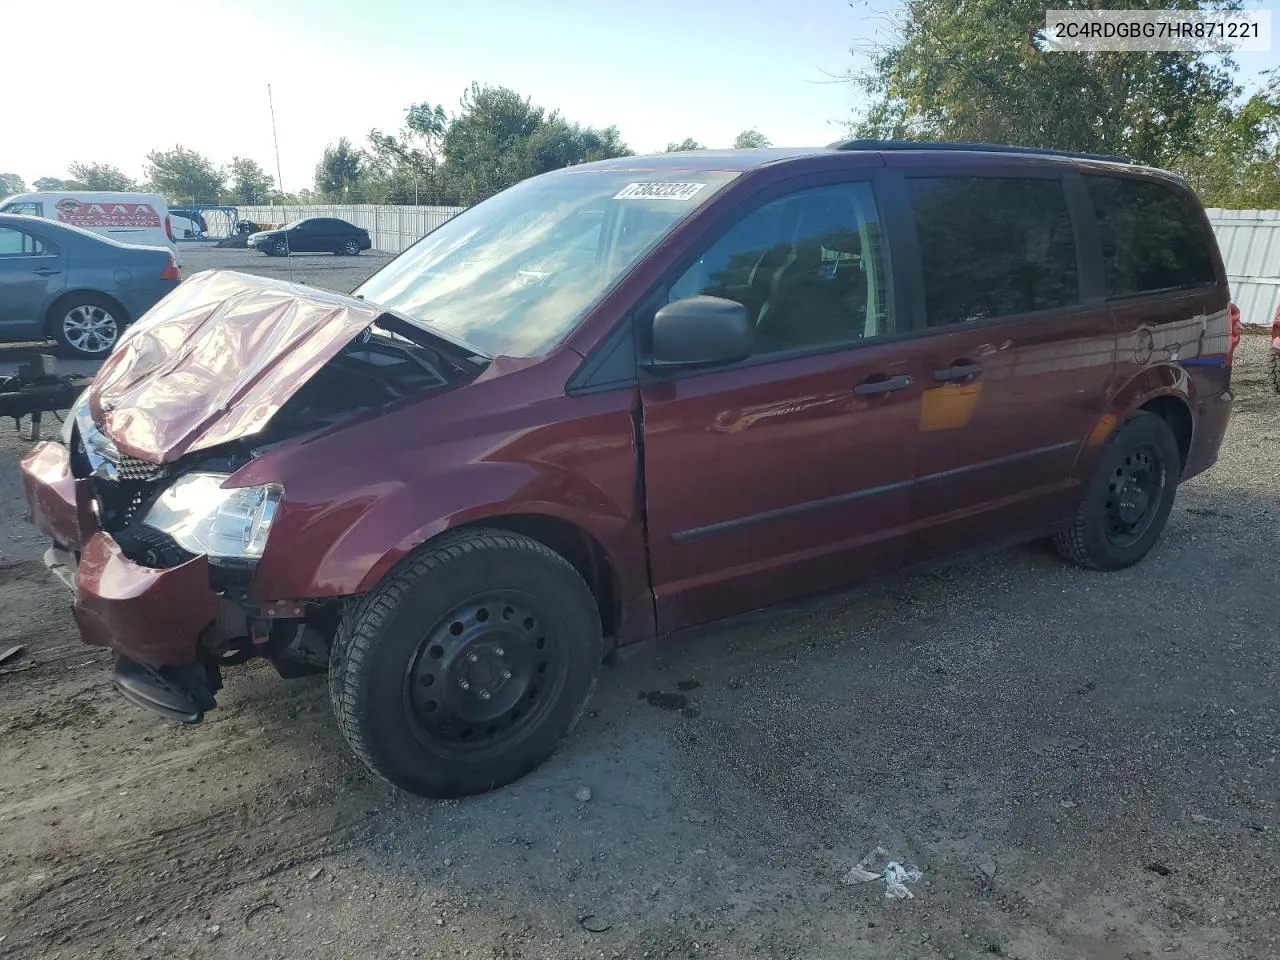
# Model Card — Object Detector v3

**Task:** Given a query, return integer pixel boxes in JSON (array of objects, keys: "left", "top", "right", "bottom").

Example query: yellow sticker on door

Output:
[{"left": 919, "top": 383, "right": 982, "bottom": 432}]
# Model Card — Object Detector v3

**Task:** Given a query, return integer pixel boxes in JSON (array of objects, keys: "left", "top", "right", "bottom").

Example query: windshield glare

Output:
[{"left": 352, "top": 169, "right": 737, "bottom": 357}]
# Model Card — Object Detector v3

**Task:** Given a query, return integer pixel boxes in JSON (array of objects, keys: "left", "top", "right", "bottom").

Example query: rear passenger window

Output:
[
  {"left": 0, "top": 227, "right": 46, "bottom": 256},
  {"left": 1085, "top": 175, "right": 1215, "bottom": 296},
  {"left": 669, "top": 181, "right": 889, "bottom": 355},
  {"left": 908, "top": 177, "right": 1079, "bottom": 326}
]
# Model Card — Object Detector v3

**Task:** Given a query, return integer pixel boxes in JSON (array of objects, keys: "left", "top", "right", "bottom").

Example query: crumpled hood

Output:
[{"left": 89, "top": 270, "right": 384, "bottom": 464}]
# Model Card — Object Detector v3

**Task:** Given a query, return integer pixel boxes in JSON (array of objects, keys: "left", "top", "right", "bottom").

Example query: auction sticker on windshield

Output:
[{"left": 613, "top": 182, "right": 707, "bottom": 201}]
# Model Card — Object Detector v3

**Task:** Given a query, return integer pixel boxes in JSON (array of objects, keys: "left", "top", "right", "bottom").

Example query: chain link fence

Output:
[{"left": 235, "top": 203, "right": 466, "bottom": 253}]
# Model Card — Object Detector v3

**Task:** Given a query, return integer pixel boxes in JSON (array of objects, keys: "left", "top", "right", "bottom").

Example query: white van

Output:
[{"left": 0, "top": 191, "right": 182, "bottom": 263}]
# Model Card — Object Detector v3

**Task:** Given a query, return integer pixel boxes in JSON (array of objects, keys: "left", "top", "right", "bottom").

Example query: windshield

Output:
[
  {"left": 352, "top": 169, "right": 738, "bottom": 357},
  {"left": 283, "top": 218, "right": 312, "bottom": 229}
]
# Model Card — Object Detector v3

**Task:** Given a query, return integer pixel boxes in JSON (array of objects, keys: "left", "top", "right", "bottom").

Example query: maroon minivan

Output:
[{"left": 21, "top": 141, "right": 1238, "bottom": 797}]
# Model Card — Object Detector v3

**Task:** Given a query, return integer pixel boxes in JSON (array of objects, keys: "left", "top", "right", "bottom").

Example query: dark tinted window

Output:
[
  {"left": 1085, "top": 175, "right": 1215, "bottom": 296},
  {"left": 909, "top": 177, "right": 1078, "bottom": 327},
  {"left": 669, "top": 181, "right": 889, "bottom": 355}
]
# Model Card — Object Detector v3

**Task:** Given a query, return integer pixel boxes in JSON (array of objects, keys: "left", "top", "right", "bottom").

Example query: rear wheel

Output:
[
  {"left": 329, "top": 529, "right": 602, "bottom": 798},
  {"left": 339, "top": 238, "right": 362, "bottom": 256},
  {"left": 51, "top": 293, "right": 122, "bottom": 357},
  {"left": 1054, "top": 411, "right": 1181, "bottom": 571}
]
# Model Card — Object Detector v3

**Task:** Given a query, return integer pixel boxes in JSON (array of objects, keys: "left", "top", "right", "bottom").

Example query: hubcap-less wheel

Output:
[
  {"left": 62, "top": 304, "right": 118, "bottom": 355},
  {"left": 344, "top": 239, "right": 360, "bottom": 255},
  {"left": 404, "top": 594, "right": 566, "bottom": 757},
  {"left": 1104, "top": 445, "right": 1165, "bottom": 548}
]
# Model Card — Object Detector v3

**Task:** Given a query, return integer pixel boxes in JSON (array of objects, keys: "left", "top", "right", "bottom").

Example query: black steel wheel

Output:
[
  {"left": 403, "top": 594, "right": 567, "bottom": 757},
  {"left": 330, "top": 528, "right": 602, "bottom": 798},
  {"left": 1055, "top": 411, "right": 1181, "bottom": 571}
]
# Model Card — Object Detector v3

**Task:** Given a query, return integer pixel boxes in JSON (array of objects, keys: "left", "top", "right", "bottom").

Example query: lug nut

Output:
[
  {"left": 502, "top": 670, "right": 512, "bottom": 680},
  {"left": 468, "top": 653, "right": 479, "bottom": 664},
  {"left": 494, "top": 647, "right": 505, "bottom": 657},
  {"left": 479, "top": 690, "right": 491, "bottom": 700},
  {"left": 459, "top": 679, "right": 470, "bottom": 690}
]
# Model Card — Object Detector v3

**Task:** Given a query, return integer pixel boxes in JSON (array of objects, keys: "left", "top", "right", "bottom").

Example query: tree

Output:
[
  {"left": 733, "top": 129, "right": 771, "bottom": 149},
  {"left": 439, "top": 83, "right": 631, "bottom": 205},
  {"left": 33, "top": 177, "right": 65, "bottom": 190},
  {"left": 223, "top": 156, "right": 275, "bottom": 204},
  {"left": 367, "top": 102, "right": 449, "bottom": 203},
  {"left": 314, "top": 138, "right": 366, "bottom": 199},
  {"left": 847, "top": 0, "right": 1280, "bottom": 204},
  {"left": 67, "top": 162, "right": 137, "bottom": 191},
  {"left": 0, "top": 173, "right": 25, "bottom": 196},
  {"left": 666, "top": 138, "right": 705, "bottom": 152},
  {"left": 144, "top": 146, "right": 224, "bottom": 202}
]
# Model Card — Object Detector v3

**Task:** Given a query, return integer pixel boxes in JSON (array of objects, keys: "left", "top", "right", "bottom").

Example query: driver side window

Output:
[{"left": 669, "top": 181, "right": 889, "bottom": 356}]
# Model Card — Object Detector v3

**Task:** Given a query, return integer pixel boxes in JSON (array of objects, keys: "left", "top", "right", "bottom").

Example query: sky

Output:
[{"left": 5, "top": 0, "right": 1280, "bottom": 194}]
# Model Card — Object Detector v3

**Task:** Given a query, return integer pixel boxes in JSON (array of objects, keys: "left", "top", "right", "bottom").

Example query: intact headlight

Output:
[{"left": 142, "top": 472, "right": 282, "bottom": 560}]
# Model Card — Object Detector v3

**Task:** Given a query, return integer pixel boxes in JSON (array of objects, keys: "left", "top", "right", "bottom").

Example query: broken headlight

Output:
[{"left": 141, "top": 472, "right": 282, "bottom": 560}]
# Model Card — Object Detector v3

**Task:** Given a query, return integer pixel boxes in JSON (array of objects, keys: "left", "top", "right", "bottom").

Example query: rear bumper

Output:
[{"left": 21, "top": 441, "right": 218, "bottom": 668}]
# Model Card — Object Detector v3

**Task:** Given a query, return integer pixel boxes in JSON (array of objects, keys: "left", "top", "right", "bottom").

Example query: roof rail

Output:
[{"left": 826, "top": 138, "right": 1131, "bottom": 164}]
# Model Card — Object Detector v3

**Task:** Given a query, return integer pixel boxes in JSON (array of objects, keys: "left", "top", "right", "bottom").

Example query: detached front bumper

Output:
[{"left": 20, "top": 441, "right": 218, "bottom": 668}]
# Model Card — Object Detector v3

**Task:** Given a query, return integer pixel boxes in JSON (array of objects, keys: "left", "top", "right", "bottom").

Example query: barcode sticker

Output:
[{"left": 613, "top": 182, "right": 707, "bottom": 201}]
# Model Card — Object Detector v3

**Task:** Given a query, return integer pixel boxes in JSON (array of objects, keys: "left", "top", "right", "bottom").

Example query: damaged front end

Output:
[{"left": 21, "top": 270, "right": 481, "bottom": 723}]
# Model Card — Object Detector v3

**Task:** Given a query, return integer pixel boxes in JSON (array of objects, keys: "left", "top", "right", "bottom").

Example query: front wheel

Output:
[
  {"left": 329, "top": 529, "right": 603, "bottom": 798},
  {"left": 272, "top": 238, "right": 289, "bottom": 257},
  {"left": 1054, "top": 411, "right": 1181, "bottom": 571},
  {"left": 52, "top": 294, "right": 122, "bottom": 357}
]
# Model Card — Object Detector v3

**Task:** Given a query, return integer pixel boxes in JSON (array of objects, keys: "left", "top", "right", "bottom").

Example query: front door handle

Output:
[
  {"left": 854, "top": 373, "right": 912, "bottom": 396},
  {"left": 932, "top": 360, "right": 982, "bottom": 382},
  {"left": 33, "top": 267, "right": 61, "bottom": 276}
]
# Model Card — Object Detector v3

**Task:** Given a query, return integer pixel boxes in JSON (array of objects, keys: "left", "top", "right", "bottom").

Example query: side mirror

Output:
[{"left": 646, "top": 295, "right": 753, "bottom": 371}]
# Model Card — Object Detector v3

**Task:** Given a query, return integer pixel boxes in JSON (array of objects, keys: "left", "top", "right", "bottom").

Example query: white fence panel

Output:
[{"left": 237, "top": 203, "right": 465, "bottom": 254}]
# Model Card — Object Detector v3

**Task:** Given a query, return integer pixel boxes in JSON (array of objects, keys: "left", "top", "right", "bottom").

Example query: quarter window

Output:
[
  {"left": 908, "top": 176, "right": 1079, "bottom": 327},
  {"left": 1085, "top": 175, "right": 1215, "bottom": 296},
  {"left": 669, "top": 181, "right": 889, "bottom": 355}
]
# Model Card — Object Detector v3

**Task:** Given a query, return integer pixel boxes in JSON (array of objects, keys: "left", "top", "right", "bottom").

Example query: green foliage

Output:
[
  {"left": 849, "top": 0, "right": 1280, "bottom": 206},
  {"left": 439, "top": 83, "right": 631, "bottom": 205},
  {"left": 733, "top": 129, "right": 772, "bottom": 149},
  {"left": 223, "top": 156, "right": 275, "bottom": 204},
  {"left": 314, "top": 137, "right": 366, "bottom": 199},
  {"left": 665, "top": 138, "right": 705, "bottom": 152},
  {"left": 0, "top": 172, "right": 25, "bottom": 195},
  {"left": 144, "top": 146, "right": 224, "bottom": 202},
  {"left": 33, "top": 177, "right": 64, "bottom": 190},
  {"left": 66, "top": 162, "right": 137, "bottom": 191},
  {"left": 366, "top": 102, "right": 449, "bottom": 203}
]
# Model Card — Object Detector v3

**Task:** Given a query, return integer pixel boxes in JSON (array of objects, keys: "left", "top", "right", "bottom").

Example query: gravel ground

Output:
[{"left": 0, "top": 261, "right": 1276, "bottom": 959}]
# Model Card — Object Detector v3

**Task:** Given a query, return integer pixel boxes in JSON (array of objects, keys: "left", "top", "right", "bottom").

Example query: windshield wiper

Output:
[{"left": 369, "top": 310, "right": 491, "bottom": 369}]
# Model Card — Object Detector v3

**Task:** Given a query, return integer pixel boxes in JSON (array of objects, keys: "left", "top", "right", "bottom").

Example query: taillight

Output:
[
  {"left": 161, "top": 255, "right": 180, "bottom": 281},
  {"left": 165, "top": 215, "right": 174, "bottom": 242},
  {"left": 1227, "top": 302, "right": 1241, "bottom": 365}
]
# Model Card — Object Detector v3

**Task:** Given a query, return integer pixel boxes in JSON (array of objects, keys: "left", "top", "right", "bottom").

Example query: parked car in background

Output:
[
  {"left": 0, "top": 213, "right": 180, "bottom": 357},
  {"left": 0, "top": 191, "right": 181, "bottom": 264},
  {"left": 247, "top": 217, "right": 370, "bottom": 256},
  {"left": 19, "top": 142, "right": 1236, "bottom": 799}
]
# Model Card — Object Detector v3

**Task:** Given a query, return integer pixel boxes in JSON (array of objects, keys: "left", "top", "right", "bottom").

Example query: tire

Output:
[
  {"left": 329, "top": 528, "right": 603, "bottom": 798},
  {"left": 339, "top": 238, "right": 362, "bottom": 256},
  {"left": 1270, "top": 349, "right": 1280, "bottom": 395},
  {"left": 1054, "top": 411, "right": 1181, "bottom": 571},
  {"left": 50, "top": 293, "right": 123, "bottom": 357},
  {"left": 272, "top": 238, "right": 289, "bottom": 257}
]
